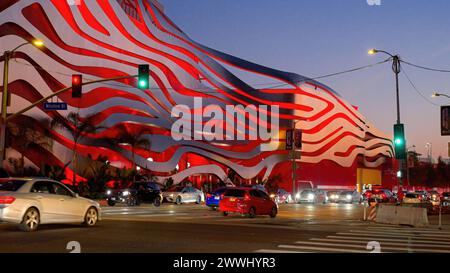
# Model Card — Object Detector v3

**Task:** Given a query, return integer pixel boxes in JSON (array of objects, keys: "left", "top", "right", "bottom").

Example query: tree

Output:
[
  {"left": 82, "top": 154, "right": 112, "bottom": 198},
  {"left": 51, "top": 112, "right": 101, "bottom": 188},
  {"left": 106, "top": 125, "right": 151, "bottom": 182}
]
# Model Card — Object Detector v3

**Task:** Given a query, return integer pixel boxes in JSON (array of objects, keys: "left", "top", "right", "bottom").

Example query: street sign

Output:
[
  {"left": 441, "top": 106, "right": 450, "bottom": 136},
  {"left": 43, "top": 102, "right": 68, "bottom": 110}
]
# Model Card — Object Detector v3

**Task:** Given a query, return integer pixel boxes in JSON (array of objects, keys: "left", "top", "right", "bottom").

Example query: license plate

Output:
[
  {"left": 214, "top": 196, "right": 220, "bottom": 200},
  {"left": 229, "top": 198, "right": 236, "bottom": 202}
]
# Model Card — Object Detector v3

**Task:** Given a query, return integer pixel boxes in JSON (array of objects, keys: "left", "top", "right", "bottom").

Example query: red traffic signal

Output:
[{"left": 72, "top": 74, "right": 82, "bottom": 98}]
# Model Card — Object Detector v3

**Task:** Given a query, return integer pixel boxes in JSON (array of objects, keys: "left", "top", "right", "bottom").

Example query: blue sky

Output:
[{"left": 160, "top": 0, "right": 450, "bottom": 159}]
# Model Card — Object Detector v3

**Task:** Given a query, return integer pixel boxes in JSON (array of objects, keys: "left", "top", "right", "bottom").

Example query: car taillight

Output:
[
  {"left": 220, "top": 194, "right": 225, "bottom": 199},
  {"left": 206, "top": 193, "right": 212, "bottom": 198},
  {"left": 244, "top": 193, "right": 251, "bottom": 201},
  {"left": 0, "top": 196, "right": 16, "bottom": 204}
]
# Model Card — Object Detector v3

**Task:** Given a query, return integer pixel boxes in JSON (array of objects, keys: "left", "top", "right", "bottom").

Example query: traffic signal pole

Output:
[{"left": 392, "top": 55, "right": 405, "bottom": 187}]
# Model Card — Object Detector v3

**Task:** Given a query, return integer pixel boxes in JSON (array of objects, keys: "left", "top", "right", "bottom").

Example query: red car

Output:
[
  {"left": 365, "top": 188, "right": 397, "bottom": 205},
  {"left": 219, "top": 188, "right": 278, "bottom": 218}
]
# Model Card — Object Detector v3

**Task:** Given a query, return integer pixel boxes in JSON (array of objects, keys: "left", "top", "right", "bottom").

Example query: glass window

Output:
[
  {"left": 0, "top": 179, "right": 27, "bottom": 192},
  {"left": 249, "top": 190, "right": 259, "bottom": 197},
  {"left": 51, "top": 182, "right": 73, "bottom": 197},
  {"left": 30, "top": 181, "right": 51, "bottom": 194},
  {"left": 224, "top": 189, "right": 246, "bottom": 197},
  {"left": 258, "top": 190, "right": 270, "bottom": 200}
]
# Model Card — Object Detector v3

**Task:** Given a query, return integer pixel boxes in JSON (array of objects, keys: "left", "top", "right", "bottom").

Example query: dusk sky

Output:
[{"left": 161, "top": 0, "right": 450, "bottom": 160}]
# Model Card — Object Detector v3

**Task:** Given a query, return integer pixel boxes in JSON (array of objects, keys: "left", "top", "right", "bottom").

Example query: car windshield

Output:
[
  {"left": 301, "top": 190, "right": 313, "bottom": 195},
  {"left": 341, "top": 191, "right": 353, "bottom": 195},
  {"left": 443, "top": 192, "right": 450, "bottom": 197},
  {"left": 224, "top": 189, "right": 246, "bottom": 197},
  {"left": 0, "top": 179, "right": 27, "bottom": 192}
]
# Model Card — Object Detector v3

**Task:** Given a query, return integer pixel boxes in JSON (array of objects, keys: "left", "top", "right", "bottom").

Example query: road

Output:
[{"left": 1, "top": 202, "right": 450, "bottom": 253}]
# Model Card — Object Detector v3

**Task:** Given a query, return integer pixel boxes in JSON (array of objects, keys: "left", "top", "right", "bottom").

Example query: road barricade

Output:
[{"left": 375, "top": 204, "right": 429, "bottom": 227}]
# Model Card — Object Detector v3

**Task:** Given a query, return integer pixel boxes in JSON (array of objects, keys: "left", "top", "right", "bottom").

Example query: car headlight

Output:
[
  {"left": 346, "top": 195, "right": 352, "bottom": 199},
  {"left": 308, "top": 193, "right": 315, "bottom": 200},
  {"left": 295, "top": 193, "right": 300, "bottom": 199},
  {"left": 170, "top": 194, "right": 174, "bottom": 197},
  {"left": 123, "top": 191, "right": 130, "bottom": 196},
  {"left": 106, "top": 190, "right": 112, "bottom": 195},
  {"left": 270, "top": 194, "right": 275, "bottom": 198}
]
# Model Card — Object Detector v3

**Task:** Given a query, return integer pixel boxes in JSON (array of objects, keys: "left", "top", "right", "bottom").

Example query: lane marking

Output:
[{"left": 277, "top": 244, "right": 370, "bottom": 253}]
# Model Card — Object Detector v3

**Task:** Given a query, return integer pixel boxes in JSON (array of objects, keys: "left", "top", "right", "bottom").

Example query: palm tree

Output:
[
  {"left": 51, "top": 112, "right": 101, "bottom": 188},
  {"left": 107, "top": 125, "right": 151, "bottom": 182}
]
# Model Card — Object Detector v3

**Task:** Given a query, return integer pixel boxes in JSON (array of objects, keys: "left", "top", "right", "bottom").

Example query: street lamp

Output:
[
  {"left": 431, "top": 92, "right": 450, "bottom": 99},
  {"left": 425, "top": 142, "right": 432, "bottom": 163},
  {"left": 368, "top": 48, "right": 401, "bottom": 124},
  {"left": 369, "top": 48, "right": 404, "bottom": 186},
  {"left": 406, "top": 145, "right": 416, "bottom": 185},
  {"left": 1, "top": 39, "right": 44, "bottom": 168}
]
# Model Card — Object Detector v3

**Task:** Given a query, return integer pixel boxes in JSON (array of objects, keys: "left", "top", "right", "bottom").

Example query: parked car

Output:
[
  {"left": 296, "top": 189, "right": 327, "bottom": 204},
  {"left": 366, "top": 188, "right": 396, "bottom": 205},
  {"left": 162, "top": 185, "right": 204, "bottom": 204},
  {"left": 219, "top": 188, "right": 277, "bottom": 218},
  {"left": 106, "top": 181, "right": 163, "bottom": 207},
  {"left": 270, "top": 188, "right": 292, "bottom": 204},
  {"left": 442, "top": 192, "right": 450, "bottom": 206},
  {"left": 326, "top": 191, "right": 341, "bottom": 203},
  {"left": 205, "top": 187, "right": 227, "bottom": 210},
  {"left": 338, "top": 191, "right": 361, "bottom": 204},
  {"left": 402, "top": 192, "right": 423, "bottom": 204},
  {"left": 0, "top": 177, "right": 101, "bottom": 232}
]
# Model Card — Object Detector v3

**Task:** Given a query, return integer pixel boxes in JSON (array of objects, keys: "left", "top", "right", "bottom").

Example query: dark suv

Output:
[{"left": 106, "top": 181, "right": 163, "bottom": 207}]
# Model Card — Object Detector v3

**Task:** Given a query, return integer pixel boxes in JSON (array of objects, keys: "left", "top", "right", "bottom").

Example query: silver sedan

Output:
[
  {"left": 162, "top": 185, "right": 204, "bottom": 205},
  {"left": 0, "top": 178, "right": 101, "bottom": 231}
]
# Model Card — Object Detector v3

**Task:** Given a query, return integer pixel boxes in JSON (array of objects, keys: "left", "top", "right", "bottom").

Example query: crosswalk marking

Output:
[
  {"left": 348, "top": 230, "right": 450, "bottom": 238},
  {"left": 254, "top": 249, "right": 310, "bottom": 253},
  {"left": 311, "top": 238, "right": 450, "bottom": 248},
  {"left": 277, "top": 244, "right": 369, "bottom": 253},
  {"left": 327, "top": 235, "right": 450, "bottom": 245},
  {"left": 255, "top": 225, "right": 450, "bottom": 253}
]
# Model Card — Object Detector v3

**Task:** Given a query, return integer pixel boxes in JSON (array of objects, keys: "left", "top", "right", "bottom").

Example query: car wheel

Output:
[
  {"left": 248, "top": 207, "right": 256, "bottom": 218},
  {"left": 83, "top": 207, "right": 98, "bottom": 227},
  {"left": 176, "top": 196, "right": 182, "bottom": 205},
  {"left": 270, "top": 207, "right": 277, "bottom": 218},
  {"left": 196, "top": 195, "right": 202, "bottom": 204},
  {"left": 223, "top": 211, "right": 228, "bottom": 216},
  {"left": 127, "top": 197, "right": 136, "bottom": 206},
  {"left": 107, "top": 200, "right": 116, "bottom": 206},
  {"left": 19, "top": 207, "right": 40, "bottom": 232},
  {"left": 153, "top": 196, "right": 161, "bottom": 207}
]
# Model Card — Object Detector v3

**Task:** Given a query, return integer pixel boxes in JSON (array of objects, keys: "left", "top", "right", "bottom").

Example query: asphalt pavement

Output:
[{"left": 1, "top": 202, "right": 449, "bottom": 253}]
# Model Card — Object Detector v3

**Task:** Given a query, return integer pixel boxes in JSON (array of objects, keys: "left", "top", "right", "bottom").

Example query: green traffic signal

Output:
[
  {"left": 138, "top": 64, "right": 149, "bottom": 90},
  {"left": 393, "top": 123, "right": 406, "bottom": 159}
]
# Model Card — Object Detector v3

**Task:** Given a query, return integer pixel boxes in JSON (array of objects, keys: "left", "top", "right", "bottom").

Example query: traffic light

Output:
[
  {"left": 138, "top": 64, "right": 149, "bottom": 89},
  {"left": 393, "top": 123, "right": 406, "bottom": 159},
  {"left": 72, "top": 74, "right": 82, "bottom": 98}
]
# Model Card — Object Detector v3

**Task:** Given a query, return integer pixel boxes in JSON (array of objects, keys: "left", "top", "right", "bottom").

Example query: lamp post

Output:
[
  {"left": 0, "top": 40, "right": 44, "bottom": 168},
  {"left": 368, "top": 49, "right": 402, "bottom": 124},
  {"left": 431, "top": 92, "right": 450, "bottom": 99},
  {"left": 292, "top": 120, "right": 300, "bottom": 200},
  {"left": 369, "top": 48, "right": 404, "bottom": 186},
  {"left": 406, "top": 145, "right": 416, "bottom": 186},
  {"left": 425, "top": 142, "right": 432, "bottom": 163}
]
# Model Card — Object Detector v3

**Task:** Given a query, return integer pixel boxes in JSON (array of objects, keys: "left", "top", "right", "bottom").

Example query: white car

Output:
[
  {"left": 162, "top": 185, "right": 204, "bottom": 205},
  {"left": 0, "top": 178, "right": 101, "bottom": 231},
  {"left": 338, "top": 191, "right": 362, "bottom": 204}
]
